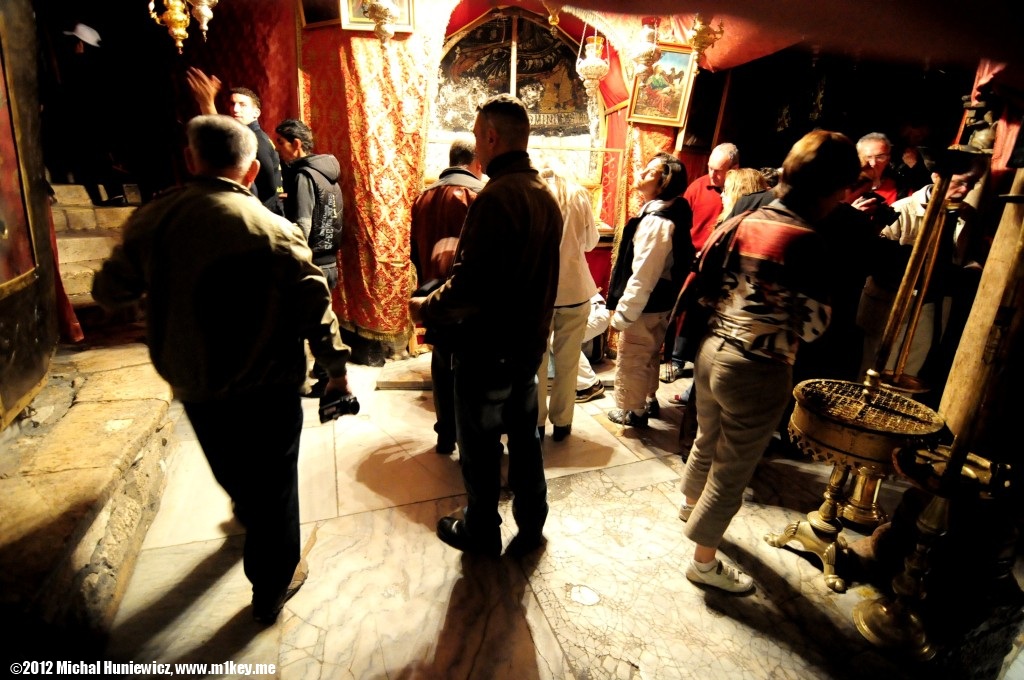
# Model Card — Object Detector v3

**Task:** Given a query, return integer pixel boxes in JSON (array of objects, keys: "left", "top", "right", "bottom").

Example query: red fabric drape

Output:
[
  {"left": 184, "top": 0, "right": 297, "bottom": 141},
  {"left": 963, "top": 60, "right": 1021, "bottom": 190},
  {"left": 48, "top": 210, "right": 83, "bottom": 343},
  {"left": 302, "top": 3, "right": 459, "bottom": 342},
  {"left": 598, "top": 51, "right": 630, "bottom": 227}
]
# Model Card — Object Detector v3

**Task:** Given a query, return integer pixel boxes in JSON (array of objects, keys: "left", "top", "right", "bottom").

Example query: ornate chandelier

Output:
[
  {"left": 685, "top": 13, "right": 724, "bottom": 61},
  {"left": 629, "top": 18, "right": 661, "bottom": 80},
  {"left": 149, "top": 0, "right": 220, "bottom": 53},
  {"left": 189, "top": 0, "right": 219, "bottom": 41},
  {"left": 576, "top": 27, "right": 609, "bottom": 141},
  {"left": 540, "top": 0, "right": 564, "bottom": 36}
]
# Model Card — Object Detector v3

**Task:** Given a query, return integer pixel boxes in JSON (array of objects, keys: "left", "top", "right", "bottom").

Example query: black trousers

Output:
[
  {"left": 183, "top": 386, "right": 303, "bottom": 606},
  {"left": 453, "top": 353, "right": 548, "bottom": 542},
  {"left": 431, "top": 345, "right": 456, "bottom": 448}
]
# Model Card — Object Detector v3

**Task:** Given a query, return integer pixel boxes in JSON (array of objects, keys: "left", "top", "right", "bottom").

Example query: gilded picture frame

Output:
[
  {"left": 341, "top": 0, "right": 415, "bottom": 33},
  {"left": 626, "top": 44, "right": 698, "bottom": 127}
]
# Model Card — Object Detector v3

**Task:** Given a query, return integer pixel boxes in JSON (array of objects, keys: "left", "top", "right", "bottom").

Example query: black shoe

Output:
[
  {"left": 645, "top": 399, "right": 661, "bottom": 419},
  {"left": 552, "top": 424, "right": 571, "bottom": 442},
  {"left": 436, "top": 440, "right": 455, "bottom": 455},
  {"left": 304, "top": 379, "right": 328, "bottom": 399},
  {"left": 537, "top": 426, "right": 545, "bottom": 438},
  {"left": 505, "top": 532, "right": 546, "bottom": 558},
  {"left": 252, "top": 559, "right": 308, "bottom": 625},
  {"left": 575, "top": 382, "right": 605, "bottom": 403},
  {"left": 607, "top": 408, "right": 648, "bottom": 427},
  {"left": 436, "top": 517, "right": 500, "bottom": 557}
]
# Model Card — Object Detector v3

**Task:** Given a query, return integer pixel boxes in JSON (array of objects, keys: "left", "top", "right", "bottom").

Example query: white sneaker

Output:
[
  {"left": 686, "top": 559, "right": 754, "bottom": 593},
  {"left": 678, "top": 503, "right": 694, "bottom": 522}
]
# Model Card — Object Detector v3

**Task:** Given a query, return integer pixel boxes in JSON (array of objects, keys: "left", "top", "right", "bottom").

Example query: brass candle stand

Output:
[
  {"left": 766, "top": 164, "right": 974, "bottom": 591},
  {"left": 854, "top": 168, "right": 1024, "bottom": 657},
  {"left": 764, "top": 459, "right": 850, "bottom": 592},
  {"left": 852, "top": 435, "right": 1006, "bottom": 659},
  {"left": 764, "top": 377, "right": 944, "bottom": 592},
  {"left": 853, "top": 487, "right": 947, "bottom": 660}
]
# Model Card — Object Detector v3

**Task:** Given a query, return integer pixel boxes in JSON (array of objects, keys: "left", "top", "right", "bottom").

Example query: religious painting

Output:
[
  {"left": 433, "top": 13, "right": 588, "bottom": 135},
  {"left": 341, "top": 0, "right": 415, "bottom": 33},
  {"left": 0, "top": 33, "right": 36, "bottom": 288},
  {"left": 626, "top": 45, "right": 698, "bottom": 128},
  {"left": 427, "top": 11, "right": 592, "bottom": 180}
]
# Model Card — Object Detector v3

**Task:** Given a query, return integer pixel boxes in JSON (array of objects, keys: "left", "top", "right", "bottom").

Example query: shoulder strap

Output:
[{"left": 670, "top": 210, "right": 751, "bottom": 321}]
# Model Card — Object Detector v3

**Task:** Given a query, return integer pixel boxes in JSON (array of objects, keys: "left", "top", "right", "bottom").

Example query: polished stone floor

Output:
[{"left": 104, "top": 353, "right": 1024, "bottom": 679}]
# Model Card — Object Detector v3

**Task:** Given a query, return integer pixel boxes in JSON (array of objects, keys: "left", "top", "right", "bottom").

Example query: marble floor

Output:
[{"left": 104, "top": 353, "right": 1023, "bottom": 679}]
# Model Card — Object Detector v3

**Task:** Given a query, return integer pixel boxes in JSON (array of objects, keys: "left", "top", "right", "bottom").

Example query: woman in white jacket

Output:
[{"left": 606, "top": 153, "right": 693, "bottom": 427}]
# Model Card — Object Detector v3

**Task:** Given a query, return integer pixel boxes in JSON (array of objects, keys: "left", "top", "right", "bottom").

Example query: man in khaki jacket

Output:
[{"left": 93, "top": 115, "right": 351, "bottom": 625}]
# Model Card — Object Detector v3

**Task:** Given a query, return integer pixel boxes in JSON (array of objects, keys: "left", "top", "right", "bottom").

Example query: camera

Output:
[{"left": 318, "top": 393, "right": 360, "bottom": 423}]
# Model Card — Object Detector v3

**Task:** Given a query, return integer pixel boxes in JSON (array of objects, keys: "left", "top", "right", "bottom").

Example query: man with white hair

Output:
[
  {"left": 855, "top": 132, "right": 899, "bottom": 205},
  {"left": 93, "top": 115, "right": 352, "bottom": 625}
]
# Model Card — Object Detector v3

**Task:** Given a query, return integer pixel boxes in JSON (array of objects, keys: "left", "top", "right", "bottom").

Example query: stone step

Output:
[
  {"left": 51, "top": 205, "right": 136, "bottom": 233},
  {"left": 1, "top": 343, "right": 174, "bottom": 640},
  {"left": 56, "top": 232, "right": 117, "bottom": 264},
  {"left": 95, "top": 206, "right": 136, "bottom": 229},
  {"left": 50, "top": 183, "right": 93, "bottom": 206},
  {"left": 59, "top": 259, "right": 102, "bottom": 299}
]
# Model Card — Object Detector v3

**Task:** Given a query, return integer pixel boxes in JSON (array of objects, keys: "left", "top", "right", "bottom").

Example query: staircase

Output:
[{"left": 51, "top": 184, "right": 137, "bottom": 307}]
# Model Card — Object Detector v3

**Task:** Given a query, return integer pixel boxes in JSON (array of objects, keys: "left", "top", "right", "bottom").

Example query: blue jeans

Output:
[
  {"left": 318, "top": 262, "right": 339, "bottom": 291},
  {"left": 453, "top": 353, "right": 548, "bottom": 542}
]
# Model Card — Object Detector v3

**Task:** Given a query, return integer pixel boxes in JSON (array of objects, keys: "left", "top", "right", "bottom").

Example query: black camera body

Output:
[{"left": 318, "top": 393, "right": 360, "bottom": 423}]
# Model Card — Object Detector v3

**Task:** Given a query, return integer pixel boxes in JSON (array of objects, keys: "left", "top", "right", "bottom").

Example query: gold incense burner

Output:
[{"left": 765, "top": 378, "right": 944, "bottom": 592}]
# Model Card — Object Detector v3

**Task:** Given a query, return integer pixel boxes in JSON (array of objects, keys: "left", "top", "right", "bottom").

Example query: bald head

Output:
[{"left": 708, "top": 143, "right": 739, "bottom": 189}]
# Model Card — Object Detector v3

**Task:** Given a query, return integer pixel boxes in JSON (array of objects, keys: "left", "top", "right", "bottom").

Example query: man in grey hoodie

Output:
[
  {"left": 275, "top": 118, "right": 344, "bottom": 290},
  {"left": 275, "top": 118, "right": 345, "bottom": 395}
]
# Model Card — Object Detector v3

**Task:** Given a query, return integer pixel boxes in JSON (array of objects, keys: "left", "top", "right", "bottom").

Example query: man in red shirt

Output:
[
  {"left": 855, "top": 132, "right": 899, "bottom": 205},
  {"left": 683, "top": 143, "right": 740, "bottom": 252},
  {"left": 667, "top": 143, "right": 740, "bottom": 384}
]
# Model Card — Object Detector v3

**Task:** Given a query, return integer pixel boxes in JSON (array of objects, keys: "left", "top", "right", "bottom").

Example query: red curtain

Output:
[{"left": 301, "top": 3, "right": 459, "bottom": 342}]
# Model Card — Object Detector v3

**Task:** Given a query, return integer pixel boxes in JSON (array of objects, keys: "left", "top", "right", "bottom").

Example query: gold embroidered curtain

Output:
[{"left": 301, "top": 1, "right": 458, "bottom": 343}]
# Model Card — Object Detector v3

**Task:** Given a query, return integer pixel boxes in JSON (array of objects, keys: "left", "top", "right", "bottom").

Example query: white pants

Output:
[
  {"left": 538, "top": 302, "right": 591, "bottom": 427},
  {"left": 614, "top": 311, "right": 670, "bottom": 412},
  {"left": 857, "top": 277, "right": 933, "bottom": 378},
  {"left": 577, "top": 299, "right": 611, "bottom": 390}
]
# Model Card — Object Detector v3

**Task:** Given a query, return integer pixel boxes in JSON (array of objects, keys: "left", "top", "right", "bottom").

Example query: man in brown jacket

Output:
[
  {"left": 93, "top": 115, "right": 351, "bottom": 624},
  {"left": 410, "top": 138, "right": 484, "bottom": 454}
]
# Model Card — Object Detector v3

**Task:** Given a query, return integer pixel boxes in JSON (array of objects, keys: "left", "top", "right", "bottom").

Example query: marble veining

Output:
[{"left": 106, "top": 360, "right": 1021, "bottom": 679}]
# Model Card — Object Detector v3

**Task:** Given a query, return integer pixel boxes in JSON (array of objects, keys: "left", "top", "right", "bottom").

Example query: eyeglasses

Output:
[
  {"left": 950, "top": 177, "right": 976, "bottom": 188},
  {"left": 862, "top": 154, "right": 889, "bottom": 162}
]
